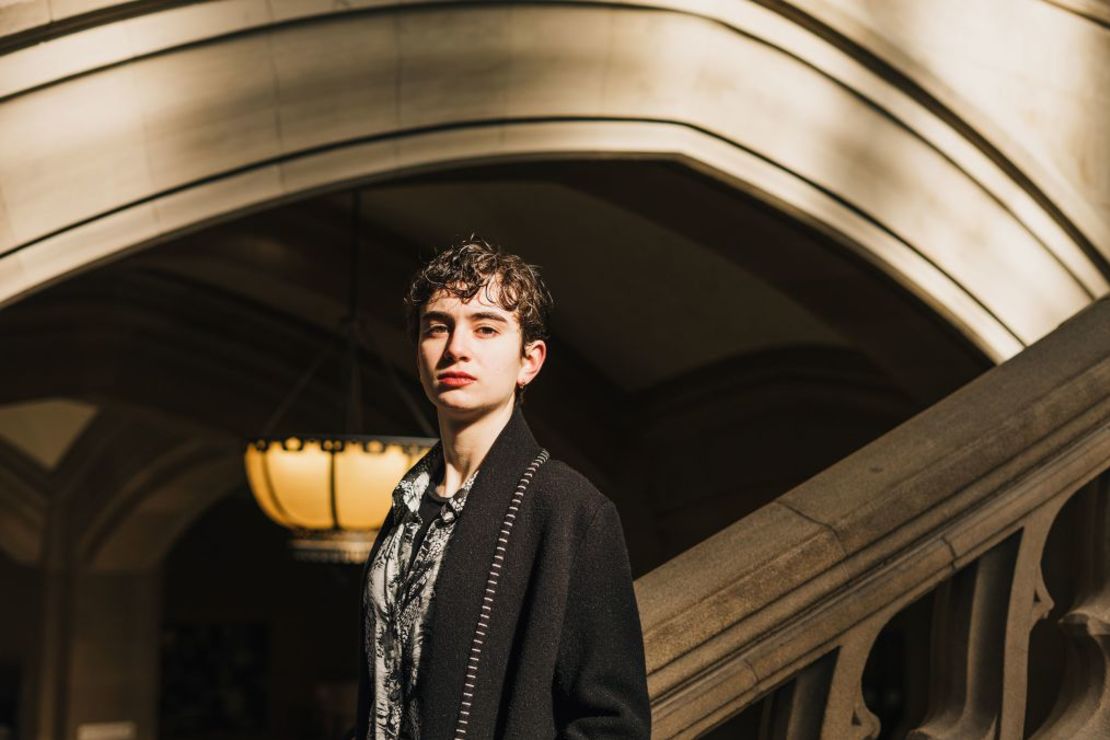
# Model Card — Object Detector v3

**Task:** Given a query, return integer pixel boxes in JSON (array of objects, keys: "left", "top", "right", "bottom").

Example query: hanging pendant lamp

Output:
[{"left": 243, "top": 192, "right": 436, "bottom": 563}]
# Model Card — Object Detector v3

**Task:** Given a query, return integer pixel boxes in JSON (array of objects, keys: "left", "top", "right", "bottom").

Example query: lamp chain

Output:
[{"left": 257, "top": 188, "right": 435, "bottom": 439}]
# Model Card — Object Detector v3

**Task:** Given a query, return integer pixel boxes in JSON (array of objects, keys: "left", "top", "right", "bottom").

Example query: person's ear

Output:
[{"left": 517, "top": 339, "right": 547, "bottom": 389}]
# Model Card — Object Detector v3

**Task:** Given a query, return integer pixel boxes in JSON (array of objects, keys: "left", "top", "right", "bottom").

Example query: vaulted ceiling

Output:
[{"left": 0, "top": 159, "right": 989, "bottom": 570}]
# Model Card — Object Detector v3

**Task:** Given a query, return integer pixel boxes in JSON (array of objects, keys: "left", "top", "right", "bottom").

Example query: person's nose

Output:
[{"left": 443, "top": 326, "right": 471, "bottom": 363}]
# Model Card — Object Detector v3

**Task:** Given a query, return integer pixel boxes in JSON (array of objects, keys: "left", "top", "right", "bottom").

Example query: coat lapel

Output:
[{"left": 418, "top": 405, "right": 542, "bottom": 738}]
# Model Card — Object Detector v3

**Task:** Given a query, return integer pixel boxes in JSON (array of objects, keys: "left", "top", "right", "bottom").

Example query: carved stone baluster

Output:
[
  {"left": 758, "top": 616, "right": 885, "bottom": 740},
  {"left": 818, "top": 621, "right": 883, "bottom": 740},
  {"left": 760, "top": 651, "right": 837, "bottom": 740},
  {"left": 1032, "top": 476, "right": 1110, "bottom": 740},
  {"left": 908, "top": 535, "right": 1020, "bottom": 739},
  {"left": 995, "top": 504, "right": 1061, "bottom": 739}
]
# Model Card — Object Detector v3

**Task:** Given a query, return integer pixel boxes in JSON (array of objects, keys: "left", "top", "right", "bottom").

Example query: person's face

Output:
[{"left": 417, "top": 282, "right": 546, "bottom": 422}]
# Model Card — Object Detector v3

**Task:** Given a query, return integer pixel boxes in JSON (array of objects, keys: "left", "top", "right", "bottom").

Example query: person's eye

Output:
[
  {"left": 476, "top": 325, "right": 499, "bottom": 336},
  {"left": 424, "top": 324, "right": 448, "bottom": 336}
]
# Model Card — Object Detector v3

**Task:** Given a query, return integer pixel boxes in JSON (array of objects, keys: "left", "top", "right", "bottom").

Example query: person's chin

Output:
[{"left": 435, "top": 390, "right": 483, "bottom": 414}]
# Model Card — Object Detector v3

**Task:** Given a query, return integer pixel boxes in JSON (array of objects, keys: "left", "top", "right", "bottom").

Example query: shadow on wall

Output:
[
  {"left": 0, "top": 660, "right": 16, "bottom": 740},
  {"left": 159, "top": 489, "right": 360, "bottom": 740},
  {"left": 0, "top": 549, "right": 37, "bottom": 740}
]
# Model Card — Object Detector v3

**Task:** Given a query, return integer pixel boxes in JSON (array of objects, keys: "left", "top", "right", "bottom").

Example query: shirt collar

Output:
[
  {"left": 390, "top": 442, "right": 479, "bottom": 522},
  {"left": 391, "top": 442, "right": 440, "bottom": 514},
  {"left": 441, "top": 467, "right": 479, "bottom": 522}
]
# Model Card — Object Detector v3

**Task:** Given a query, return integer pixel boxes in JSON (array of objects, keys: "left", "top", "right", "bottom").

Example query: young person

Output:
[{"left": 356, "top": 240, "right": 651, "bottom": 739}]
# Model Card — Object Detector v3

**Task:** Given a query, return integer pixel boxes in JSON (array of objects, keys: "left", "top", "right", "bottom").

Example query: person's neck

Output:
[{"left": 436, "top": 400, "right": 516, "bottom": 497}]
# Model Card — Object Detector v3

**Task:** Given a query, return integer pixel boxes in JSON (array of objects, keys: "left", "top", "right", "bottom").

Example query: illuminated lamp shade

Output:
[
  {"left": 245, "top": 189, "right": 438, "bottom": 563},
  {"left": 245, "top": 434, "right": 435, "bottom": 563}
]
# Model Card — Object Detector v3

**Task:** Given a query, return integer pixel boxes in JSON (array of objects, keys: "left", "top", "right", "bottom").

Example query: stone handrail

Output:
[{"left": 636, "top": 297, "right": 1110, "bottom": 738}]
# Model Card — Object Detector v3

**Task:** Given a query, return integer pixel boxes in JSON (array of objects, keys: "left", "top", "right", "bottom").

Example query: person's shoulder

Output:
[{"left": 533, "top": 458, "right": 612, "bottom": 519}]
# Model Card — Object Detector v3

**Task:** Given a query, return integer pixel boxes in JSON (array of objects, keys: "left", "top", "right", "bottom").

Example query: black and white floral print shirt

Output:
[{"left": 364, "top": 444, "right": 478, "bottom": 740}]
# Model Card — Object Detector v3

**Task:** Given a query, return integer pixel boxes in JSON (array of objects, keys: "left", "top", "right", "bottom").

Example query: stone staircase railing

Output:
[{"left": 636, "top": 297, "right": 1110, "bottom": 738}]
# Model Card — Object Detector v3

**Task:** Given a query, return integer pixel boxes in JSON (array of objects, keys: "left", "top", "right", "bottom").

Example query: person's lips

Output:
[{"left": 437, "top": 371, "right": 476, "bottom": 387}]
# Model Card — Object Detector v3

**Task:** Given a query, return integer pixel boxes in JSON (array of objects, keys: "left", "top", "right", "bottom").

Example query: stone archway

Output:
[{"left": 3, "top": 1, "right": 1105, "bottom": 360}]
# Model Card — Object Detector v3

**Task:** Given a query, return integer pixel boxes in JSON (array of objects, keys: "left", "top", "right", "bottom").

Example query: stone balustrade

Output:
[{"left": 637, "top": 297, "right": 1110, "bottom": 738}]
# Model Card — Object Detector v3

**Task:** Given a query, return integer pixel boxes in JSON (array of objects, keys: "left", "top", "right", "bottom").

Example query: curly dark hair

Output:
[{"left": 403, "top": 237, "right": 553, "bottom": 352}]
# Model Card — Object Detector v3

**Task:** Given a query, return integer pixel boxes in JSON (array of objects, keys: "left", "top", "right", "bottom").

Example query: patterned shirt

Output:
[{"left": 364, "top": 444, "right": 479, "bottom": 740}]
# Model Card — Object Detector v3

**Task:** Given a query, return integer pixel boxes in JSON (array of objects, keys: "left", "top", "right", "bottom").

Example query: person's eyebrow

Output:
[
  {"left": 421, "top": 311, "right": 453, "bottom": 324},
  {"left": 467, "top": 311, "right": 510, "bottom": 324}
]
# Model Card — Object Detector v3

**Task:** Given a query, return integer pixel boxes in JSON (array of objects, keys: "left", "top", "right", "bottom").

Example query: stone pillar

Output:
[
  {"left": 67, "top": 570, "right": 161, "bottom": 740},
  {"left": 31, "top": 501, "right": 161, "bottom": 740},
  {"left": 31, "top": 499, "right": 71, "bottom": 740}
]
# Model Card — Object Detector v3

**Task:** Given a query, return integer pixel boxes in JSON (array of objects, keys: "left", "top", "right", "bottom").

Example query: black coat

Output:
[{"left": 356, "top": 407, "right": 651, "bottom": 739}]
